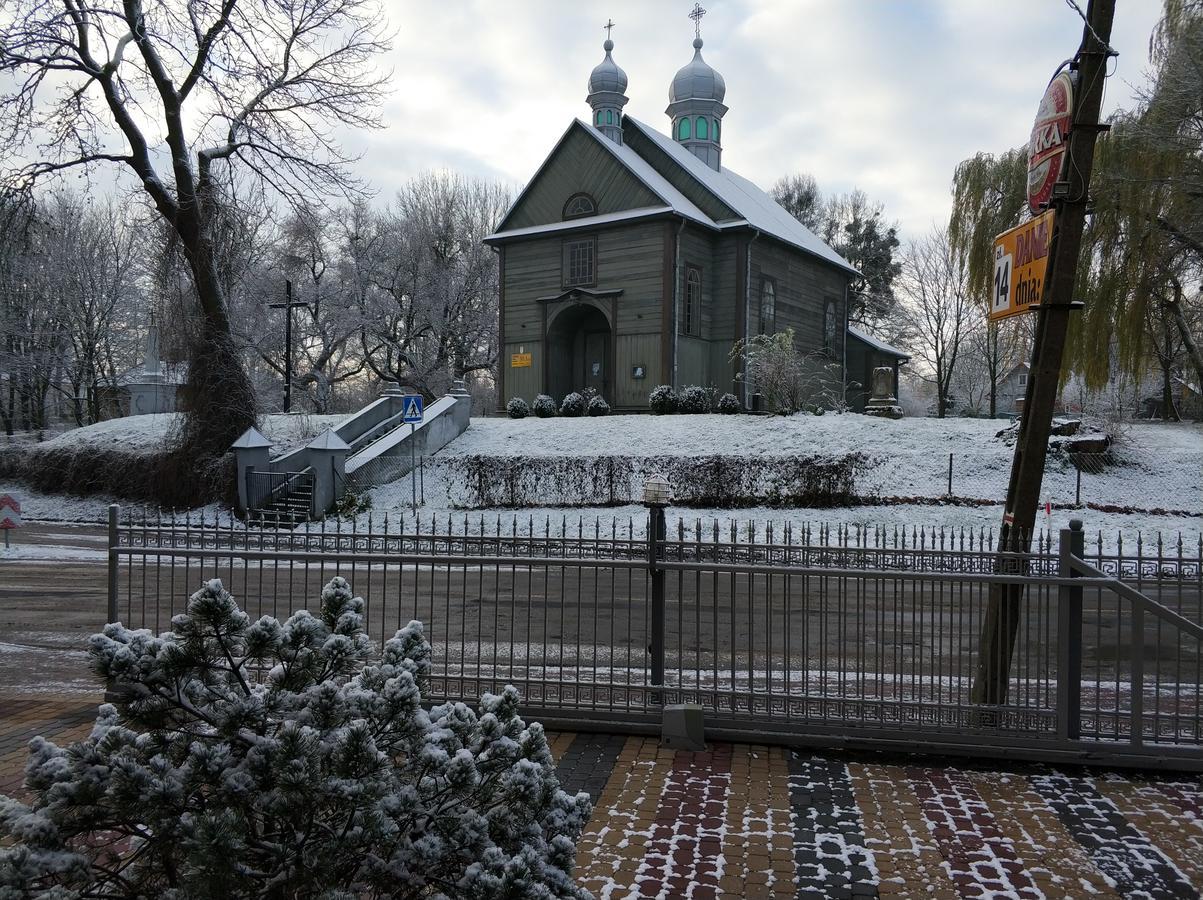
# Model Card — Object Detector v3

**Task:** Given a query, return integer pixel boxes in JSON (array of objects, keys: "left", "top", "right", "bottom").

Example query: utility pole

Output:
[
  {"left": 269, "top": 279, "right": 308, "bottom": 413},
  {"left": 971, "top": 0, "right": 1115, "bottom": 706}
]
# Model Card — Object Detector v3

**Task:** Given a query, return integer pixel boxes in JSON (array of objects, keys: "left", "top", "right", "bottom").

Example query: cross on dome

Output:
[
  {"left": 604, "top": 18, "right": 615, "bottom": 41},
  {"left": 688, "top": 3, "right": 706, "bottom": 39}
]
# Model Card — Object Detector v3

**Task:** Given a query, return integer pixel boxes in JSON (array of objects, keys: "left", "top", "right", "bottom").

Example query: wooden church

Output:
[{"left": 484, "top": 19, "right": 906, "bottom": 412}]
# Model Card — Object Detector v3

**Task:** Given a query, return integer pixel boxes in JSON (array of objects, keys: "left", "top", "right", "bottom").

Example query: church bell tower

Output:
[
  {"left": 667, "top": 4, "right": 727, "bottom": 171},
  {"left": 587, "top": 20, "right": 629, "bottom": 145}
]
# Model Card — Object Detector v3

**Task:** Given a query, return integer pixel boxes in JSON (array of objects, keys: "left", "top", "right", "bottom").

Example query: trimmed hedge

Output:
[
  {"left": 506, "top": 397, "right": 529, "bottom": 419},
  {"left": 587, "top": 395, "right": 610, "bottom": 417},
  {"left": 532, "top": 394, "right": 557, "bottom": 418},
  {"left": 559, "top": 392, "right": 586, "bottom": 417},
  {"left": 648, "top": 385, "right": 677, "bottom": 414},
  {"left": 717, "top": 393, "right": 741, "bottom": 414},
  {"left": 678, "top": 386, "right": 711, "bottom": 414}
]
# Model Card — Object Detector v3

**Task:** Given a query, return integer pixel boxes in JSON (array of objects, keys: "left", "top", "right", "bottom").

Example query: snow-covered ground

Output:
[
  {"left": 2, "top": 412, "right": 1199, "bottom": 550},
  {"left": 11, "top": 411, "right": 348, "bottom": 456}
]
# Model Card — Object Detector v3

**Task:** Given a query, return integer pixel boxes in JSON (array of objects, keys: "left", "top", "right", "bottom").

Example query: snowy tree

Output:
[{"left": 0, "top": 577, "right": 593, "bottom": 899}]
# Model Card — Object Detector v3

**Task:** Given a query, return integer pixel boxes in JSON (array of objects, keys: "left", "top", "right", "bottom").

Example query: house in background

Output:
[
  {"left": 997, "top": 362, "right": 1030, "bottom": 416},
  {"left": 484, "top": 27, "right": 886, "bottom": 411}
]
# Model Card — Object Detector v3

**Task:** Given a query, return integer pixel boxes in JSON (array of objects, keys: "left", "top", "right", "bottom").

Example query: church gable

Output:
[
  {"left": 499, "top": 122, "right": 664, "bottom": 231},
  {"left": 622, "top": 120, "right": 737, "bottom": 223}
]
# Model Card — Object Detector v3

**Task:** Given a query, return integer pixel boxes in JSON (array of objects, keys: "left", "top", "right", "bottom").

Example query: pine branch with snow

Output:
[{"left": 0, "top": 577, "right": 593, "bottom": 899}]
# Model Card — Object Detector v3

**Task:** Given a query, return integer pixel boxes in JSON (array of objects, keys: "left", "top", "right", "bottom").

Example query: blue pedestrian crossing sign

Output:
[{"left": 402, "top": 395, "right": 424, "bottom": 423}]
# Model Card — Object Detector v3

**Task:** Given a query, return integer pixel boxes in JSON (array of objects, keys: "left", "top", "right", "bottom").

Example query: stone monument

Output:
[
  {"left": 127, "top": 322, "right": 179, "bottom": 415},
  {"left": 864, "top": 366, "right": 903, "bottom": 419}
]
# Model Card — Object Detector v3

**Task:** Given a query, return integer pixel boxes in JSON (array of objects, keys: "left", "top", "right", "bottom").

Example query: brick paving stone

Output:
[
  {"left": 1096, "top": 775, "right": 1203, "bottom": 888},
  {"left": 726, "top": 745, "right": 794, "bottom": 898},
  {"left": 1029, "top": 771, "right": 1198, "bottom": 898},
  {"left": 968, "top": 771, "right": 1119, "bottom": 898},
  {"left": 788, "top": 752, "right": 877, "bottom": 898},
  {"left": 907, "top": 766, "right": 1044, "bottom": 899},
  {"left": 556, "top": 733, "right": 629, "bottom": 803},
  {"left": 848, "top": 762, "right": 961, "bottom": 897}
]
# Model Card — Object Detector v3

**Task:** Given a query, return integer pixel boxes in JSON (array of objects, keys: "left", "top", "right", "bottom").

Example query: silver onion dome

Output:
[
  {"left": 588, "top": 39, "right": 628, "bottom": 95},
  {"left": 669, "top": 38, "right": 725, "bottom": 104}
]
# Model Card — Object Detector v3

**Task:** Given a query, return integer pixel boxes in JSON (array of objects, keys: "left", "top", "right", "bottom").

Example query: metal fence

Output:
[{"left": 105, "top": 506, "right": 1203, "bottom": 770}]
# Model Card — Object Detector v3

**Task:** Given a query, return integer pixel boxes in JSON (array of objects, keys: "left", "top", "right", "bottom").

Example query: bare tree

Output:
[
  {"left": 898, "top": 227, "right": 974, "bottom": 418},
  {"left": 360, "top": 173, "right": 509, "bottom": 399},
  {"left": 0, "top": 0, "right": 391, "bottom": 468}
]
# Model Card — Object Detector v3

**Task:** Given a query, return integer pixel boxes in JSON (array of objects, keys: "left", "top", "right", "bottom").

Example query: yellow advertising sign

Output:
[
  {"left": 990, "top": 210, "right": 1055, "bottom": 321},
  {"left": 511, "top": 352, "right": 532, "bottom": 368}
]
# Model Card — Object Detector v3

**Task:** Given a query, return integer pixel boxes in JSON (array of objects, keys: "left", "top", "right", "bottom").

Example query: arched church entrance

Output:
[{"left": 546, "top": 304, "right": 611, "bottom": 403}]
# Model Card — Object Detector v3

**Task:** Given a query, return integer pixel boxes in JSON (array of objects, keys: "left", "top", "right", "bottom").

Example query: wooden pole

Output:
[{"left": 971, "top": 0, "right": 1115, "bottom": 706}]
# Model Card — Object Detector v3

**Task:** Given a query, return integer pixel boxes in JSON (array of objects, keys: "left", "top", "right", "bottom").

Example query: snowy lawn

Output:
[{"left": 21, "top": 411, "right": 349, "bottom": 455}]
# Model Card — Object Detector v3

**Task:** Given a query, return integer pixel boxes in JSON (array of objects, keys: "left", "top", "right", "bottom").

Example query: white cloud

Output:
[{"left": 354, "top": 0, "right": 1159, "bottom": 237}]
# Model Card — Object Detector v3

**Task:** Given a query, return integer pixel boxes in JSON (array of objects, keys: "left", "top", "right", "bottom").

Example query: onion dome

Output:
[
  {"left": 669, "top": 38, "right": 726, "bottom": 104},
  {"left": 588, "top": 39, "right": 628, "bottom": 95}
]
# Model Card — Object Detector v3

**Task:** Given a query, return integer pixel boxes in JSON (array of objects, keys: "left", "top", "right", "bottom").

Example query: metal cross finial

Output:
[
  {"left": 688, "top": 3, "right": 707, "bottom": 38},
  {"left": 604, "top": 18, "right": 615, "bottom": 40}
]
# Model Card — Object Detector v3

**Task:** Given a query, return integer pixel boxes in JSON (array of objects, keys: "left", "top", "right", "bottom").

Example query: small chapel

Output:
[{"left": 484, "top": 12, "right": 906, "bottom": 412}]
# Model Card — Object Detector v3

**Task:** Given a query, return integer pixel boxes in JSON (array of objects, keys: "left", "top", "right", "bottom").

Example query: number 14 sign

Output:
[{"left": 990, "top": 210, "right": 1055, "bottom": 322}]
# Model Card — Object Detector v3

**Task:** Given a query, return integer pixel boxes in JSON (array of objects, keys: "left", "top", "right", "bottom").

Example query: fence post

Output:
[
  {"left": 643, "top": 476, "right": 671, "bottom": 703},
  {"left": 107, "top": 503, "right": 120, "bottom": 626},
  {"left": 1075, "top": 466, "right": 1082, "bottom": 506},
  {"left": 947, "top": 452, "right": 954, "bottom": 497},
  {"left": 1056, "top": 518, "right": 1084, "bottom": 741}
]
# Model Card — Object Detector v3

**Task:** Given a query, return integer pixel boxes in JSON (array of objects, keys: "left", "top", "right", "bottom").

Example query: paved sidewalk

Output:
[{"left": 3, "top": 696, "right": 1201, "bottom": 899}]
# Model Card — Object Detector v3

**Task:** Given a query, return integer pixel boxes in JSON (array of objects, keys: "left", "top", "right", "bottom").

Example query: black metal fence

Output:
[{"left": 105, "top": 506, "right": 1202, "bottom": 770}]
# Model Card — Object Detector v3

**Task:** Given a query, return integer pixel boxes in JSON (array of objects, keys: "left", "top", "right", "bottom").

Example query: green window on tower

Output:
[
  {"left": 696, "top": 116, "right": 709, "bottom": 140},
  {"left": 606, "top": 109, "right": 614, "bottom": 125},
  {"left": 714, "top": 118, "right": 720, "bottom": 141},
  {"left": 596, "top": 110, "right": 604, "bottom": 126},
  {"left": 678, "top": 117, "right": 691, "bottom": 140}
]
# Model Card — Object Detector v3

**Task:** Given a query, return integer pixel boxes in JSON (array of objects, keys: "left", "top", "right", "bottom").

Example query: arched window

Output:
[
  {"left": 695, "top": 116, "right": 709, "bottom": 140},
  {"left": 759, "top": 278, "right": 776, "bottom": 334},
  {"left": 714, "top": 118, "right": 721, "bottom": 142},
  {"left": 824, "top": 300, "right": 838, "bottom": 352},
  {"left": 563, "top": 193, "right": 597, "bottom": 220},
  {"left": 677, "top": 117, "right": 692, "bottom": 141},
  {"left": 682, "top": 265, "right": 702, "bottom": 336},
  {"left": 596, "top": 110, "right": 604, "bottom": 126}
]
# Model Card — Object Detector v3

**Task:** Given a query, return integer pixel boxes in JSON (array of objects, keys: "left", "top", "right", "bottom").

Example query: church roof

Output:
[
  {"left": 847, "top": 325, "right": 909, "bottom": 362},
  {"left": 623, "top": 117, "right": 858, "bottom": 275},
  {"left": 487, "top": 118, "right": 858, "bottom": 278}
]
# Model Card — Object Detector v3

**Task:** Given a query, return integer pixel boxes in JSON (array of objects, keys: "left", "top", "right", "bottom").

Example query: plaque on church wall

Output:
[
  {"left": 511, "top": 352, "right": 532, "bottom": 368},
  {"left": 631, "top": 365, "right": 646, "bottom": 379}
]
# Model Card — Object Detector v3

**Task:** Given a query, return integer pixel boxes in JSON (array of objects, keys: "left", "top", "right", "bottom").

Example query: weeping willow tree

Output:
[
  {"left": 1071, "top": 0, "right": 1203, "bottom": 398},
  {"left": 948, "top": 148, "right": 1028, "bottom": 416}
]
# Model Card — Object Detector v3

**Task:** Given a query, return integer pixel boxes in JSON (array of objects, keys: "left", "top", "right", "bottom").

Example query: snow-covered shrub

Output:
[
  {"left": 0, "top": 577, "right": 592, "bottom": 899},
  {"left": 648, "top": 385, "right": 678, "bottom": 414},
  {"left": 507, "top": 396, "right": 530, "bottom": 419},
  {"left": 560, "top": 392, "right": 586, "bottom": 417},
  {"left": 731, "top": 328, "right": 845, "bottom": 415},
  {"left": 679, "top": 386, "right": 711, "bottom": 414},
  {"left": 717, "top": 393, "right": 741, "bottom": 414},
  {"left": 533, "top": 394, "right": 557, "bottom": 418},
  {"left": 587, "top": 395, "right": 610, "bottom": 417}
]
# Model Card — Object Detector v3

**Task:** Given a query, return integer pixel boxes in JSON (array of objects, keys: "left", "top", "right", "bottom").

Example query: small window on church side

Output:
[
  {"left": 823, "top": 299, "right": 838, "bottom": 353},
  {"left": 759, "top": 277, "right": 776, "bottom": 335},
  {"left": 696, "top": 116, "right": 709, "bottom": 140},
  {"left": 682, "top": 265, "right": 702, "bottom": 336},
  {"left": 678, "top": 117, "right": 692, "bottom": 141},
  {"left": 563, "top": 193, "right": 597, "bottom": 220},
  {"left": 563, "top": 237, "right": 596, "bottom": 287}
]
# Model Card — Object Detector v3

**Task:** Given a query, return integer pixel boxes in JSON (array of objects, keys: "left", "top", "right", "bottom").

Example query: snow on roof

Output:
[
  {"left": 624, "top": 116, "right": 860, "bottom": 276},
  {"left": 487, "top": 206, "right": 674, "bottom": 242},
  {"left": 847, "top": 325, "right": 909, "bottom": 361}
]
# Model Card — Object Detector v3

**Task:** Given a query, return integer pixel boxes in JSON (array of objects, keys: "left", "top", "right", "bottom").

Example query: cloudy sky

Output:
[{"left": 351, "top": 0, "right": 1160, "bottom": 238}]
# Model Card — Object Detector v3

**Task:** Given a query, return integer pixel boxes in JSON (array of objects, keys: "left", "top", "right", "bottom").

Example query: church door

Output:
[{"left": 546, "top": 303, "right": 612, "bottom": 403}]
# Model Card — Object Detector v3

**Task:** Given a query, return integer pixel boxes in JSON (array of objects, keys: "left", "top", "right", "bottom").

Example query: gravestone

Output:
[{"left": 864, "top": 366, "right": 903, "bottom": 419}]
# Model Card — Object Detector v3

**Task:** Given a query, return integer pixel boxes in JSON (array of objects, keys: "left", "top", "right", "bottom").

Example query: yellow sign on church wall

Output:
[{"left": 511, "top": 352, "right": 532, "bottom": 368}]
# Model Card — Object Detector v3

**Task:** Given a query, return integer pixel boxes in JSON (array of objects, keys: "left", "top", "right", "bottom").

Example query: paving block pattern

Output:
[{"left": 3, "top": 697, "right": 1203, "bottom": 899}]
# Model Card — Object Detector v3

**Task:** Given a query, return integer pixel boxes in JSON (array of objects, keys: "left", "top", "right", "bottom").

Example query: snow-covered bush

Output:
[
  {"left": 679, "top": 386, "right": 711, "bottom": 414},
  {"left": 717, "top": 393, "right": 741, "bottom": 414},
  {"left": 0, "top": 577, "right": 592, "bottom": 899},
  {"left": 648, "top": 385, "right": 678, "bottom": 414},
  {"left": 507, "top": 396, "right": 530, "bottom": 419},
  {"left": 560, "top": 392, "right": 586, "bottom": 417},
  {"left": 533, "top": 394, "right": 557, "bottom": 418},
  {"left": 587, "top": 395, "right": 610, "bottom": 417}
]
